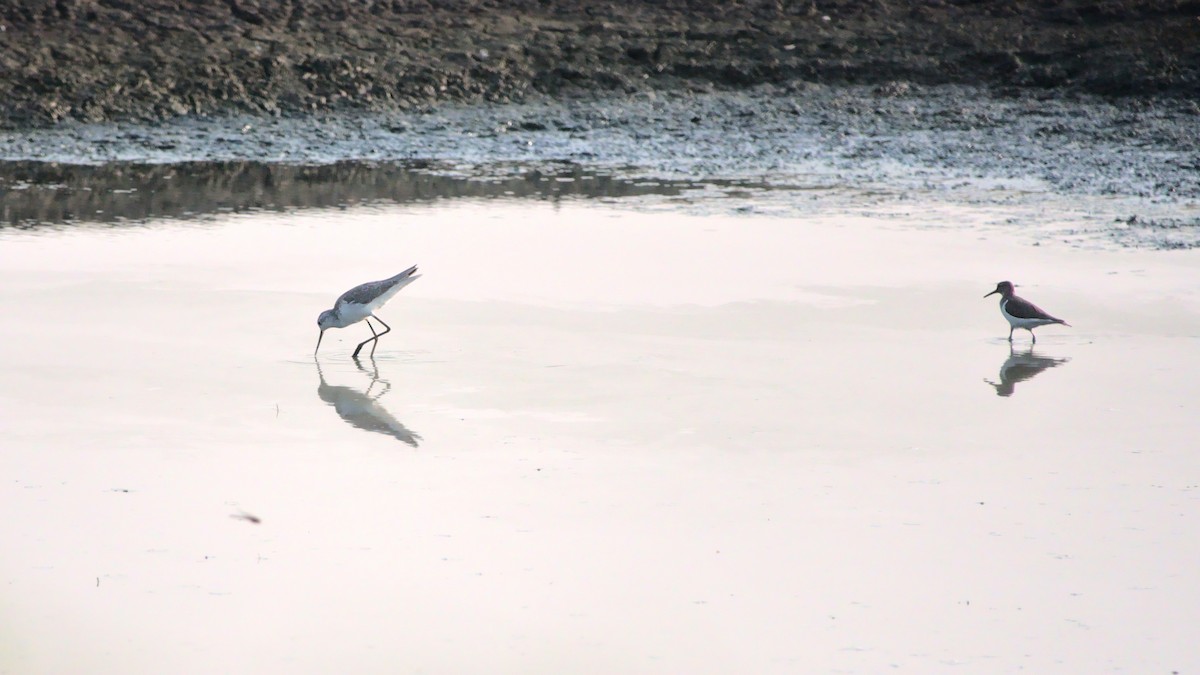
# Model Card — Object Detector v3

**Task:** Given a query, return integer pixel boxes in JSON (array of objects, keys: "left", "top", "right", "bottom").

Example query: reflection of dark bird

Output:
[
  {"left": 984, "top": 346, "right": 1070, "bottom": 397},
  {"left": 984, "top": 281, "right": 1070, "bottom": 343},
  {"left": 316, "top": 265, "right": 421, "bottom": 357},
  {"left": 316, "top": 358, "right": 421, "bottom": 447}
]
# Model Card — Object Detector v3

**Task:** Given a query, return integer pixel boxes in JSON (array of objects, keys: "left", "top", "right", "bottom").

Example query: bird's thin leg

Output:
[
  {"left": 352, "top": 319, "right": 380, "bottom": 359},
  {"left": 1030, "top": 328, "right": 1037, "bottom": 344},
  {"left": 367, "top": 315, "right": 392, "bottom": 357},
  {"left": 1008, "top": 327, "right": 1014, "bottom": 342}
]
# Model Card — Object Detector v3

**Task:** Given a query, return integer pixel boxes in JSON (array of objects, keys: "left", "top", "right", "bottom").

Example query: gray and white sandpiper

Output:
[
  {"left": 316, "top": 265, "right": 421, "bottom": 357},
  {"left": 984, "top": 280, "right": 1069, "bottom": 344}
]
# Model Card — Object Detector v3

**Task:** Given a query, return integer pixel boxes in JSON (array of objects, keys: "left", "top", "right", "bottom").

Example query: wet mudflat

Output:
[
  {"left": 2, "top": 86, "right": 1198, "bottom": 248},
  {"left": 1, "top": 196, "right": 1198, "bottom": 673}
]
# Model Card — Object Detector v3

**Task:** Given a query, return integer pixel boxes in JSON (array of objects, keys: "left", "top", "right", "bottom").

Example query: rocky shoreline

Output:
[{"left": 2, "top": 0, "right": 1198, "bottom": 125}]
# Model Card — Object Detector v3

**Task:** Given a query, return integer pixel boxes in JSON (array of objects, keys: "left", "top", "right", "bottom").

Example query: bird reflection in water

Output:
[
  {"left": 984, "top": 345, "right": 1070, "bottom": 397},
  {"left": 315, "top": 357, "right": 421, "bottom": 446}
]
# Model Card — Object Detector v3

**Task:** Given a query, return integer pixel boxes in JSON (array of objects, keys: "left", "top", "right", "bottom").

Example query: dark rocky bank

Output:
[{"left": 2, "top": 0, "right": 1198, "bottom": 125}]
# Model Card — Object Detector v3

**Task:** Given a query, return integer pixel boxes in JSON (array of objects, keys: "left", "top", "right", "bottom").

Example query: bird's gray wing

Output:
[
  {"left": 337, "top": 278, "right": 391, "bottom": 306},
  {"left": 336, "top": 266, "right": 419, "bottom": 306}
]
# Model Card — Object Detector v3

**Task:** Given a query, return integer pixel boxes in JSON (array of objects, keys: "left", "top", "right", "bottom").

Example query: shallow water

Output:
[{"left": 2, "top": 194, "right": 1198, "bottom": 673}]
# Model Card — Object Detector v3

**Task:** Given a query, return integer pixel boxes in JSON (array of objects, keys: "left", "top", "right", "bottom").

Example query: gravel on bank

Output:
[{"left": 1, "top": 0, "right": 1198, "bottom": 125}]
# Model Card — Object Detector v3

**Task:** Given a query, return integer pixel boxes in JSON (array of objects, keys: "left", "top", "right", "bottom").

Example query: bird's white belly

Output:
[{"left": 337, "top": 302, "right": 374, "bottom": 325}]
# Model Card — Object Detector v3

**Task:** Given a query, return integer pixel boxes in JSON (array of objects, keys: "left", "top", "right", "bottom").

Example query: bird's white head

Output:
[
  {"left": 984, "top": 281, "right": 1015, "bottom": 299},
  {"left": 315, "top": 309, "right": 338, "bottom": 354}
]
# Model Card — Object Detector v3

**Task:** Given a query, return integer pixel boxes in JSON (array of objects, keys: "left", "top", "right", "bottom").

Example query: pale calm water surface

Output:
[
  {"left": 1, "top": 188, "right": 1198, "bottom": 673},
  {"left": 2, "top": 84, "right": 1199, "bottom": 671}
]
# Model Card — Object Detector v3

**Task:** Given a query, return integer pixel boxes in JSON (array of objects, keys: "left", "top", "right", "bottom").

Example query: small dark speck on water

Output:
[{"left": 231, "top": 512, "right": 262, "bottom": 524}]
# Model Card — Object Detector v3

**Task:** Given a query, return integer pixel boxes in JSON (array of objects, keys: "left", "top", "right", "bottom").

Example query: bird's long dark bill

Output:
[
  {"left": 984, "top": 290, "right": 998, "bottom": 298},
  {"left": 315, "top": 329, "right": 326, "bottom": 354}
]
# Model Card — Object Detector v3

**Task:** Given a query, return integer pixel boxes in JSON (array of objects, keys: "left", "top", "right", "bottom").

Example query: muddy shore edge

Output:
[{"left": 2, "top": 0, "right": 1197, "bottom": 125}]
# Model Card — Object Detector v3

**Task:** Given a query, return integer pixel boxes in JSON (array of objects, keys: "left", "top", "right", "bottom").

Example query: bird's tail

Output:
[
  {"left": 388, "top": 265, "right": 421, "bottom": 289},
  {"left": 1058, "top": 319, "right": 1071, "bottom": 327}
]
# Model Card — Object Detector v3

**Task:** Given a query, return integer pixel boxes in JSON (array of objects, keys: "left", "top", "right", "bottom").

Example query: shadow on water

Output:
[
  {"left": 984, "top": 346, "right": 1070, "bottom": 397},
  {"left": 0, "top": 159, "right": 752, "bottom": 229},
  {"left": 316, "top": 356, "right": 421, "bottom": 447}
]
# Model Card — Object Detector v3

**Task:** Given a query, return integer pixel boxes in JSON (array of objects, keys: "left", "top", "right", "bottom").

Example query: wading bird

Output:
[
  {"left": 984, "top": 280, "right": 1069, "bottom": 344},
  {"left": 316, "top": 265, "right": 421, "bottom": 357}
]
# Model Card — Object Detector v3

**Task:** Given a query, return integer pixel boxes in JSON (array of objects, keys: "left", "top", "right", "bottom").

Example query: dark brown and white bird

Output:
[{"left": 984, "top": 281, "right": 1069, "bottom": 344}]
